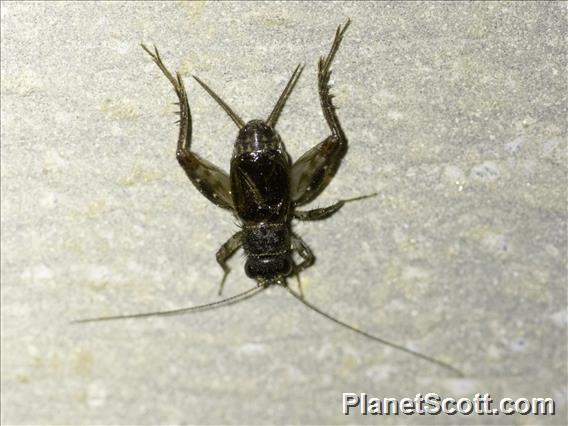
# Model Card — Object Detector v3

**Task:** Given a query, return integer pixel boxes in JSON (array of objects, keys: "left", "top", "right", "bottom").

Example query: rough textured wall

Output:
[{"left": 1, "top": 2, "right": 566, "bottom": 425}]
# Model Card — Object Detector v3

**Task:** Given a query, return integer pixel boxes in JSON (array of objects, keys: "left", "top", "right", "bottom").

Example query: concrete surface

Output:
[{"left": 1, "top": 2, "right": 566, "bottom": 425}]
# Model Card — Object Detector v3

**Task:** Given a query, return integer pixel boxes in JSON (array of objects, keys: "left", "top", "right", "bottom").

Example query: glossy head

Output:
[{"left": 234, "top": 119, "right": 282, "bottom": 155}]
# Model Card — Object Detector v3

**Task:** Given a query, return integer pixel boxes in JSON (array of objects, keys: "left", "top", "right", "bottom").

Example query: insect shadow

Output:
[{"left": 75, "top": 20, "right": 463, "bottom": 377}]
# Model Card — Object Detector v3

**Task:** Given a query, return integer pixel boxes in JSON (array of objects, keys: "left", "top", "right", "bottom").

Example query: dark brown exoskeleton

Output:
[
  {"left": 138, "top": 20, "right": 374, "bottom": 295},
  {"left": 76, "top": 21, "right": 463, "bottom": 377}
]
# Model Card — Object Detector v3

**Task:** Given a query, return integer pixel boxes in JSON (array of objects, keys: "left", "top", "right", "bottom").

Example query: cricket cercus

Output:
[{"left": 77, "top": 20, "right": 463, "bottom": 377}]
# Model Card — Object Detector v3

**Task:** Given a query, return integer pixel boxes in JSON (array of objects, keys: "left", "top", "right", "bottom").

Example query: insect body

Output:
[
  {"left": 231, "top": 120, "right": 294, "bottom": 282},
  {"left": 77, "top": 21, "right": 463, "bottom": 377},
  {"left": 140, "top": 21, "right": 369, "bottom": 295}
]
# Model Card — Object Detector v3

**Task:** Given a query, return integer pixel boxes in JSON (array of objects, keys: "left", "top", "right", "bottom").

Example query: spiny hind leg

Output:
[
  {"left": 319, "top": 19, "right": 351, "bottom": 138},
  {"left": 294, "top": 193, "right": 377, "bottom": 221},
  {"left": 141, "top": 44, "right": 189, "bottom": 151},
  {"left": 216, "top": 231, "right": 244, "bottom": 296},
  {"left": 290, "top": 20, "right": 351, "bottom": 206},
  {"left": 141, "top": 44, "right": 234, "bottom": 210}
]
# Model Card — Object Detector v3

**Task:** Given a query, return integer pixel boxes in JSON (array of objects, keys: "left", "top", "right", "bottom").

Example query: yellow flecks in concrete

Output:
[
  {"left": 1, "top": 69, "right": 44, "bottom": 96},
  {"left": 447, "top": 242, "right": 461, "bottom": 257},
  {"left": 463, "top": 224, "right": 489, "bottom": 242},
  {"left": 342, "top": 353, "right": 358, "bottom": 370},
  {"left": 83, "top": 200, "right": 108, "bottom": 219},
  {"left": 100, "top": 98, "right": 139, "bottom": 120},
  {"left": 442, "top": 165, "right": 467, "bottom": 191},
  {"left": 178, "top": 1, "right": 207, "bottom": 19},
  {"left": 16, "top": 373, "right": 30, "bottom": 384},
  {"left": 502, "top": 272, "right": 550, "bottom": 304},
  {"left": 49, "top": 353, "right": 62, "bottom": 370},
  {"left": 62, "top": 238, "right": 85, "bottom": 256},
  {"left": 83, "top": 280, "right": 110, "bottom": 292},
  {"left": 383, "top": 259, "right": 402, "bottom": 287},
  {"left": 41, "top": 150, "right": 67, "bottom": 177},
  {"left": 464, "top": 224, "right": 510, "bottom": 256},
  {"left": 463, "top": 148, "right": 482, "bottom": 164},
  {"left": 32, "top": 351, "right": 62, "bottom": 371},
  {"left": 73, "top": 349, "right": 94, "bottom": 376},
  {"left": 392, "top": 227, "right": 419, "bottom": 255},
  {"left": 179, "top": 54, "right": 197, "bottom": 76},
  {"left": 65, "top": 230, "right": 109, "bottom": 256},
  {"left": 401, "top": 265, "right": 431, "bottom": 284},
  {"left": 77, "top": 389, "right": 88, "bottom": 405},
  {"left": 31, "top": 354, "right": 43, "bottom": 368},
  {"left": 118, "top": 164, "right": 163, "bottom": 187},
  {"left": 260, "top": 9, "right": 291, "bottom": 29},
  {"left": 398, "top": 238, "right": 418, "bottom": 254}
]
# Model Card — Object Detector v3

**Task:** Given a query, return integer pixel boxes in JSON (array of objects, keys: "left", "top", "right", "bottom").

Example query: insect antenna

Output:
[
  {"left": 72, "top": 285, "right": 265, "bottom": 324},
  {"left": 192, "top": 75, "right": 245, "bottom": 129},
  {"left": 286, "top": 286, "right": 464, "bottom": 377},
  {"left": 266, "top": 63, "right": 304, "bottom": 128}
]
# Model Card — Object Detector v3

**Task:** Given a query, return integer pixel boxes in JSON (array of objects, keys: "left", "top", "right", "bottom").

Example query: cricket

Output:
[{"left": 76, "top": 20, "right": 463, "bottom": 377}]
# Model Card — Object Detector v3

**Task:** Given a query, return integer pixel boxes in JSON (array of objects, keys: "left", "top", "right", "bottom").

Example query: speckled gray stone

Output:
[{"left": 1, "top": 2, "right": 566, "bottom": 425}]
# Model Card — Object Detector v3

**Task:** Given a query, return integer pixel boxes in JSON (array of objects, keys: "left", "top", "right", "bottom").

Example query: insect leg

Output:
[
  {"left": 141, "top": 44, "right": 234, "bottom": 210},
  {"left": 294, "top": 273, "right": 305, "bottom": 299},
  {"left": 291, "top": 233, "right": 315, "bottom": 273},
  {"left": 290, "top": 20, "right": 351, "bottom": 206},
  {"left": 216, "top": 231, "right": 244, "bottom": 296},
  {"left": 294, "top": 192, "right": 377, "bottom": 221},
  {"left": 291, "top": 233, "right": 315, "bottom": 298}
]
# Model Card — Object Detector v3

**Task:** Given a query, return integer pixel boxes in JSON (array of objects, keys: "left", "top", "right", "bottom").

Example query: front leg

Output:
[
  {"left": 216, "top": 231, "right": 244, "bottom": 295},
  {"left": 142, "top": 45, "right": 234, "bottom": 210},
  {"left": 290, "top": 20, "right": 351, "bottom": 206},
  {"left": 294, "top": 193, "right": 377, "bottom": 221}
]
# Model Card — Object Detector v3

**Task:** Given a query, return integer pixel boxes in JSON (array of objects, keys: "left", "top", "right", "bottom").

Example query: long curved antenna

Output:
[
  {"left": 192, "top": 75, "right": 245, "bottom": 129},
  {"left": 286, "top": 287, "right": 464, "bottom": 377},
  {"left": 266, "top": 63, "right": 304, "bottom": 128},
  {"left": 72, "top": 285, "right": 264, "bottom": 324}
]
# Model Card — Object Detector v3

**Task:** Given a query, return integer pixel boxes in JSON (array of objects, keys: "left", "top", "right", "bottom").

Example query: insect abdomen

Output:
[{"left": 243, "top": 223, "right": 292, "bottom": 279}]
